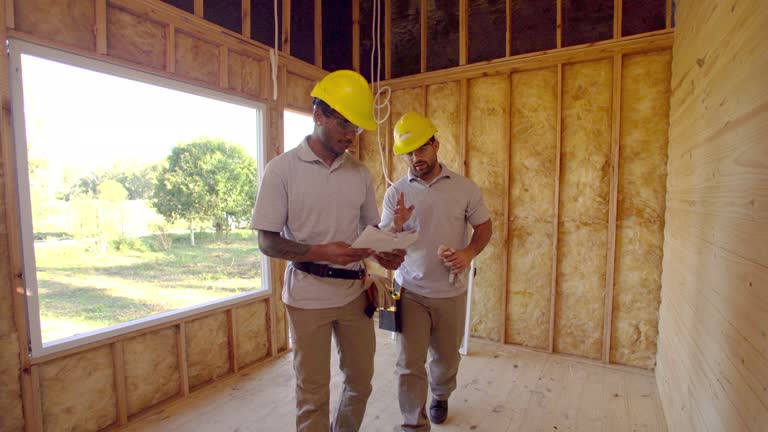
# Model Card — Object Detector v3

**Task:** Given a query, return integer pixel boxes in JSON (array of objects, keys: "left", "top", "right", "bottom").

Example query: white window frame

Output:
[{"left": 8, "top": 39, "right": 272, "bottom": 358}]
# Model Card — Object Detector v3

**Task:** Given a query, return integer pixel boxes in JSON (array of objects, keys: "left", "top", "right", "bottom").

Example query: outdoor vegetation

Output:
[{"left": 29, "top": 138, "right": 262, "bottom": 343}]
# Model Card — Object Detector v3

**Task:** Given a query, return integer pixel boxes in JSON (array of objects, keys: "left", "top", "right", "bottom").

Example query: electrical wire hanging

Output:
[{"left": 370, "top": 0, "right": 394, "bottom": 185}]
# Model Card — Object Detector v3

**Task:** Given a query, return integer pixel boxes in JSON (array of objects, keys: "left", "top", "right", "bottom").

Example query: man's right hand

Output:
[{"left": 312, "top": 242, "right": 373, "bottom": 265}]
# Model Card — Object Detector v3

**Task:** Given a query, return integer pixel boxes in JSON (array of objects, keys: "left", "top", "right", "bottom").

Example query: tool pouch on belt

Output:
[{"left": 378, "top": 280, "right": 402, "bottom": 333}]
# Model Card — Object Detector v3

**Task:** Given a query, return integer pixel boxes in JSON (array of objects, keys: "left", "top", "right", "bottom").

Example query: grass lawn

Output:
[{"left": 34, "top": 230, "right": 264, "bottom": 343}]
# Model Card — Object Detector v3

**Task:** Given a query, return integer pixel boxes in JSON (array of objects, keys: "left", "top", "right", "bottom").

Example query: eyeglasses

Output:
[{"left": 324, "top": 109, "right": 364, "bottom": 136}]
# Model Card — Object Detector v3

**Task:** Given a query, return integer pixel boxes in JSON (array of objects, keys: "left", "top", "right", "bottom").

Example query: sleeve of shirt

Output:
[
  {"left": 360, "top": 169, "right": 381, "bottom": 229},
  {"left": 466, "top": 181, "right": 491, "bottom": 226},
  {"left": 379, "top": 185, "right": 397, "bottom": 229},
  {"left": 250, "top": 160, "right": 288, "bottom": 232}
]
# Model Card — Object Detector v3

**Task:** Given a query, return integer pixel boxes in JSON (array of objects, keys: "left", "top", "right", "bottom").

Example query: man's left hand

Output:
[
  {"left": 373, "top": 249, "right": 406, "bottom": 270},
  {"left": 440, "top": 248, "right": 475, "bottom": 274}
]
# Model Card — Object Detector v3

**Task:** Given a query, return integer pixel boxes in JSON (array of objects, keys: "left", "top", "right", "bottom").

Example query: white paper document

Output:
[{"left": 351, "top": 225, "right": 419, "bottom": 252}]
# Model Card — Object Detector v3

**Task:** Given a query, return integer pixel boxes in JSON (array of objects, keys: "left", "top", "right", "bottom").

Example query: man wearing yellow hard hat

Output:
[
  {"left": 381, "top": 112, "right": 493, "bottom": 430},
  {"left": 251, "top": 70, "right": 406, "bottom": 431}
]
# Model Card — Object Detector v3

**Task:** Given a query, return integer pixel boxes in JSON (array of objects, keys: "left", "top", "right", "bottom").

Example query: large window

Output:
[{"left": 9, "top": 40, "right": 270, "bottom": 357}]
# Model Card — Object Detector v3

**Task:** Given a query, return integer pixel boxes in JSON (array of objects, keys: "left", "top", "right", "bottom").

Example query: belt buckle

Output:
[{"left": 357, "top": 268, "right": 366, "bottom": 280}]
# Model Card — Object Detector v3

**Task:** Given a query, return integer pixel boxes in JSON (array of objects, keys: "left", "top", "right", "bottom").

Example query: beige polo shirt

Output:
[
  {"left": 251, "top": 138, "right": 381, "bottom": 309},
  {"left": 380, "top": 164, "right": 490, "bottom": 298}
]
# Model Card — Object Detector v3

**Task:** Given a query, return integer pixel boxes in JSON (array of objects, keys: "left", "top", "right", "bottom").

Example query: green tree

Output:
[{"left": 151, "top": 139, "right": 258, "bottom": 245}]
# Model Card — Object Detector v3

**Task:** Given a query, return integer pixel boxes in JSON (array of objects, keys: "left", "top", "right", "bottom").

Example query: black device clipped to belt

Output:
[
  {"left": 378, "top": 281, "right": 402, "bottom": 333},
  {"left": 292, "top": 261, "right": 366, "bottom": 280}
]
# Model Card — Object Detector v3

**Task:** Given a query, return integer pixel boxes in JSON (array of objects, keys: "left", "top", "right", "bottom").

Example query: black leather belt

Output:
[{"left": 292, "top": 262, "right": 366, "bottom": 280}]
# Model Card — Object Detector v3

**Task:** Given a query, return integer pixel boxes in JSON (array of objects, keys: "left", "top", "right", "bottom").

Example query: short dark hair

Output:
[{"left": 312, "top": 98, "right": 333, "bottom": 116}]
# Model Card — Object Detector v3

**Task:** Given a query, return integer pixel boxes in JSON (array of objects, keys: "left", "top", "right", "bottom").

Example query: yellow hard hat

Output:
[
  {"left": 393, "top": 112, "right": 437, "bottom": 155},
  {"left": 311, "top": 70, "right": 377, "bottom": 131}
]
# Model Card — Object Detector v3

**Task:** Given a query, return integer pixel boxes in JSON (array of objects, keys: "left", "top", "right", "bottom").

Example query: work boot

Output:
[{"left": 428, "top": 398, "right": 448, "bottom": 424}]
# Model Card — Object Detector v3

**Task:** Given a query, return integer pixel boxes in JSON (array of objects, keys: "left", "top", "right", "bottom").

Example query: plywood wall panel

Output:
[
  {"left": 286, "top": 73, "right": 315, "bottom": 112},
  {"left": 174, "top": 32, "right": 219, "bottom": 86},
  {"left": 185, "top": 313, "right": 229, "bottom": 389},
  {"left": 506, "top": 68, "right": 558, "bottom": 348},
  {"left": 657, "top": 0, "right": 768, "bottom": 429},
  {"left": 15, "top": 0, "right": 95, "bottom": 51},
  {"left": 228, "top": 52, "right": 265, "bottom": 99},
  {"left": 555, "top": 59, "right": 612, "bottom": 359},
  {"left": 426, "top": 81, "right": 461, "bottom": 173},
  {"left": 610, "top": 50, "right": 671, "bottom": 368},
  {"left": 359, "top": 130, "right": 389, "bottom": 210},
  {"left": 107, "top": 6, "right": 167, "bottom": 71},
  {"left": 235, "top": 301, "right": 270, "bottom": 368},
  {"left": 390, "top": 87, "right": 425, "bottom": 181},
  {"left": 39, "top": 346, "right": 116, "bottom": 431},
  {"left": 0, "top": 334, "right": 23, "bottom": 431},
  {"left": 467, "top": 75, "right": 509, "bottom": 341},
  {"left": 124, "top": 327, "right": 180, "bottom": 416}
]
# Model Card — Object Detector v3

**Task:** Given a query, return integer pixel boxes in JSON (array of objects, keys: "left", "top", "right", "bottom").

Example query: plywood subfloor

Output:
[{"left": 124, "top": 329, "right": 667, "bottom": 431}]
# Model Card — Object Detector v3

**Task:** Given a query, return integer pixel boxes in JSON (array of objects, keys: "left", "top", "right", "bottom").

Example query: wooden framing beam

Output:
[
  {"left": 459, "top": 0, "right": 468, "bottom": 65},
  {"left": 459, "top": 79, "right": 468, "bottom": 176},
  {"left": 177, "top": 323, "right": 190, "bottom": 397},
  {"left": 314, "top": 0, "right": 322, "bottom": 68},
  {"left": 506, "top": 0, "right": 512, "bottom": 57},
  {"left": 353, "top": 0, "right": 360, "bottom": 72},
  {"left": 385, "top": 0, "right": 391, "bottom": 79},
  {"left": 219, "top": 46, "right": 229, "bottom": 88},
  {"left": 242, "top": 0, "right": 251, "bottom": 39},
  {"left": 603, "top": 53, "right": 622, "bottom": 363},
  {"left": 268, "top": 297, "right": 279, "bottom": 357},
  {"left": 282, "top": 0, "right": 291, "bottom": 54},
  {"left": 556, "top": 0, "right": 562, "bottom": 48},
  {"left": 382, "top": 31, "right": 672, "bottom": 89},
  {"left": 549, "top": 63, "right": 563, "bottom": 353},
  {"left": 165, "top": 24, "right": 176, "bottom": 73},
  {"left": 194, "top": 0, "right": 203, "bottom": 17},
  {"left": 420, "top": 0, "right": 427, "bottom": 73},
  {"left": 22, "top": 365, "right": 43, "bottom": 432},
  {"left": 666, "top": 0, "right": 672, "bottom": 29},
  {"left": 502, "top": 73, "right": 513, "bottom": 344},
  {"left": 227, "top": 309, "right": 238, "bottom": 373},
  {"left": 96, "top": 0, "right": 108, "bottom": 54},
  {"left": 614, "top": 0, "right": 623, "bottom": 38},
  {"left": 113, "top": 341, "right": 129, "bottom": 425},
  {"left": 5, "top": 0, "right": 14, "bottom": 28}
]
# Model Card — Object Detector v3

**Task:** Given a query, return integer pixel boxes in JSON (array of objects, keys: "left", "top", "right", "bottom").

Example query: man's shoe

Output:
[{"left": 429, "top": 398, "right": 448, "bottom": 424}]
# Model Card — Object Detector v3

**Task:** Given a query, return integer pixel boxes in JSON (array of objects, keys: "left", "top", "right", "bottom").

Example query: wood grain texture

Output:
[{"left": 656, "top": 0, "right": 768, "bottom": 430}]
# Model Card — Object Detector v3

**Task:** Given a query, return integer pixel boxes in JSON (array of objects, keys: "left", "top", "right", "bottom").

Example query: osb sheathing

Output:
[
  {"left": 107, "top": 6, "right": 167, "bottom": 71},
  {"left": 426, "top": 81, "right": 462, "bottom": 173},
  {"left": 124, "top": 327, "right": 180, "bottom": 416},
  {"left": 235, "top": 301, "right": 270, "bottom": 368},
  {"left": 555, "top": 59, "right": 612, "bottom": 359},
  {"left": 611, "top": 50, "right": 671, "bottom": 368},
  {"left": 185, "top": 313, "right": 230, "bottom": 389},
  {"left": 359, "top": 129, "right": 389, "bottom": 208},
  {"left": 15, "top": 0, "right": 96, "bottom": 51},
  {"left": 506, "top": 68, "right": 558, "bottom": 348},
  {"left": 390, "top": 87, "right": 425, "bottom": 181},
  {"left": 174, "top": 32, "right": 219, "bottom": 86},
  {"left": 229, "top": 51, "right": 266, "bottom": 99},
  {"left": 0, "top": 334, "right": 24, "bottom": 431},
  {"left": 466, "top": 75, "right": 509, "bottom": 341},
  {"left": 40, "top": 345, "right": 116, "bottom": 431},
  {"left": 286, "top": 73, "right": 315, "bottom": 111},
  {"left": 271, "top": 259, "right": 288, "bottom": 351}
]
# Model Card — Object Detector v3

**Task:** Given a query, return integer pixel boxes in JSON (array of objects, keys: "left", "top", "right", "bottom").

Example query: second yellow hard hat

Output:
[{"left": 393, "top": 112, "right": 437, "bottom": 155}]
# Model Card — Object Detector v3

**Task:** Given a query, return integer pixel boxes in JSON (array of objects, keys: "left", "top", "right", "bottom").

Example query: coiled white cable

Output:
[{"left": 371, "top": 0, "right": 394, "bottom": 185}]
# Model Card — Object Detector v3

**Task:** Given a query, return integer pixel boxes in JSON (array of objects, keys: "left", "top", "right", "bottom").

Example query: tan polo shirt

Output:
[
  {"left": 251, "top": 138, "right": 381, "bottom": 309},
  {"left": 380, "top": 164, "right": 490, "bottom": 298}
]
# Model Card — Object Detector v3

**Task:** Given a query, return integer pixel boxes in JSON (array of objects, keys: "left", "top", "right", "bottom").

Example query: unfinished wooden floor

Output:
[{"left": 124, "top": 328, "right": 667, "bottom": 432}]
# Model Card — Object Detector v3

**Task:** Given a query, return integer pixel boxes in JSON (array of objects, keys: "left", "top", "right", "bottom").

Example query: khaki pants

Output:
[
  {"left": 396, "top": 289, "right": 467, "bottom": 432},
  {"left": 287, "top": 293, "right": 375, "bottom": 432}
]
